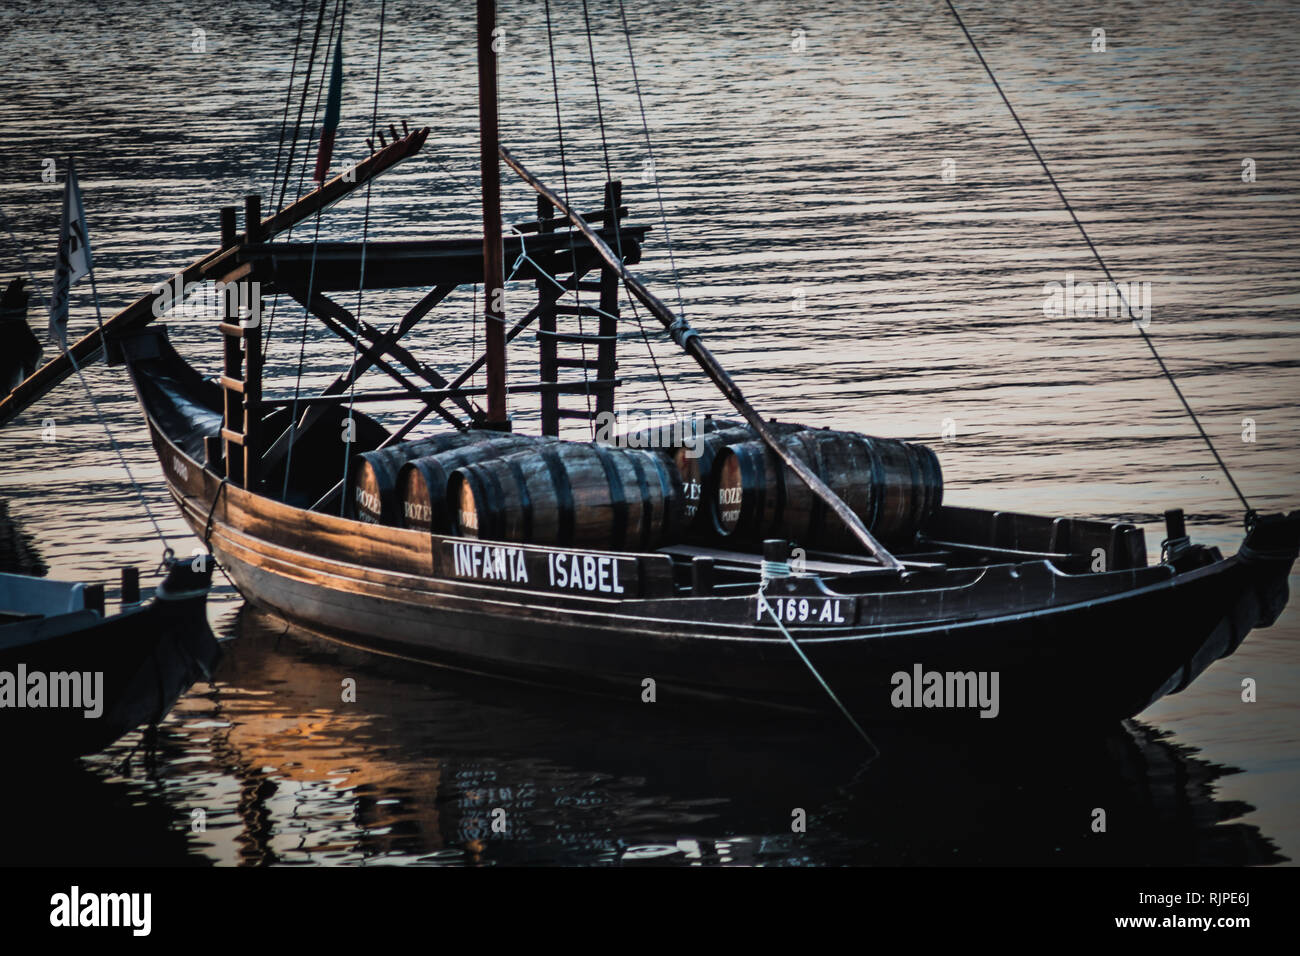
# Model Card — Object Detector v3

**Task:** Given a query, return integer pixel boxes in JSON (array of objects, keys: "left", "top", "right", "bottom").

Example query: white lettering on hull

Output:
[
  {"left": 445, "top": 542, "right": 636, "bottom": 596},
  {"left": 757, "top": 597, "right": 846, "bottom": 624},
  {"left": 548, "top": 551, "right": 625, "bottom": 594},
  {"left": 452, "top": 542, "right": 530, "bottom": 584}
]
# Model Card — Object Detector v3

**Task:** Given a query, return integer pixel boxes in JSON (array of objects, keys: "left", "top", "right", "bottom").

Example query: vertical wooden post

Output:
[
  {"left": 596, "top": 180, "right": 622, "bottom": 420},
  {"left": 221, "top": 285, "right": 245, "bottom": 487},
  {"left": 84, "top": 583, "right": 105, "bottom": 617},
  {"left": 244, "top": 194, "right": 262, "bottom": 244},
  {"left": 217, "top": 199, "right": 265, "bottom": 488},
  {"left": 477, "top": 0, "right": 508, "bottom": 428},
  {"left": 120, "top": 567, "right": 140, "bottom": 605},
  {"left": 218, "top": 204, "right": 244, "bottom": 486},
  {"left": 242, "top": 195, "right": 263, "bottom": 489},
  {"left": 220, "top": 206, "right": 237, "bottom": 249},
  {"left": 537, "top": 194, "right": 559, "bottom": 435},
  {"left": 204, "top": 434, "right": 223, "bottom": 470}
]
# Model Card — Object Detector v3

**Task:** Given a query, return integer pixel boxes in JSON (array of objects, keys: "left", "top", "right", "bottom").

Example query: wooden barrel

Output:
[
  {"left": 348, "top": 430, "right": 518, "bottom": 525},
  {"left": 448, "top": 442, "right": 684, "bottom": 549},
  {"left": 673, "top": 419, "right": 808, "bottom": 531},
  {"left": 710, "top": 430, "right": 943, "bottom": 548},
  {"left": 397, "top": 434, "right": 552, "bottom": 532}
]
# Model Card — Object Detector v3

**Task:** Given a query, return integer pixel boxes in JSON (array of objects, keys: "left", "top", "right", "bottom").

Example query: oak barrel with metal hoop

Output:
[
  {"left": 449, "top": 442, "right": 684, "bottom": 549},
  {"left": 710, "top": 430, "right": 943, "bottom": 548}
]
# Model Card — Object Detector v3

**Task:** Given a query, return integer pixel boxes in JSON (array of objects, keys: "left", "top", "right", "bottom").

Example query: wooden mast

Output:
[{"left": 477, "top": 0, "right": 509, "bottom": 428}]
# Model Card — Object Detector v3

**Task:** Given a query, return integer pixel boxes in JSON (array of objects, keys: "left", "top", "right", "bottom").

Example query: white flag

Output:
[{"left": 47, "top": 157, "right": 93, "bottom": 348}]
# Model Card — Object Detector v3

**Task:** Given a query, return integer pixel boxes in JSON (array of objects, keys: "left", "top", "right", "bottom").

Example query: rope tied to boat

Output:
[
  {"left": 202, "top": 475, "right": 230, "bottom": 549},
  {"left": 760, "top": 557, "right": 792, "bottom": 583},
  {"left": 197, "top": 474, "right": 247, "bottom": 600},
  {"left": 756, "top": 582, "right": 878, "bottom": 757},
  {"left": 2, "top": 201, "right": 175, "bottom": 564}
]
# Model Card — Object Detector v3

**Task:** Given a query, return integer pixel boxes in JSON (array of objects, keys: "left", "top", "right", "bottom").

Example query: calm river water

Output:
[{"left": 0, "top": 0, "right": 1296, "bottom": 865}]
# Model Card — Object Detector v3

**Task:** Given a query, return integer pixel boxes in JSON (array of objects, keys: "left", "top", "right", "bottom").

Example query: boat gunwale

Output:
[{"left": 135, "top": 393, "right": 1257, "bottom": 651}]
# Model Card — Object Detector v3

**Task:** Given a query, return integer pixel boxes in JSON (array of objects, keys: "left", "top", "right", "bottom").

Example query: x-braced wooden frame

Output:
[{"left": 201, "top": 181, "right": 643, "bottom": 499}]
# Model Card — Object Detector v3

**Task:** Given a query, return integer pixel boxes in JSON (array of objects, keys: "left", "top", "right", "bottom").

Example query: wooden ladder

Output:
[
  {"left": 536, "top": 181, "right": 622, "bottom": 436},
  {"left": 217, "top": 197, "right": 263, "bottom": 489}
]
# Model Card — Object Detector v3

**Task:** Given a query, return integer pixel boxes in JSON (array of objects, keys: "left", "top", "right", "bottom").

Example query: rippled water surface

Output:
[{"left": 0, "top": 0, "right": 1297, "bottom": 865}]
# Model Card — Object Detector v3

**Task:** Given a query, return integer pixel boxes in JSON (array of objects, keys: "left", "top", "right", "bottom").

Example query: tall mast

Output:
[{"left": 477, "top": 0, "right": 508, "bottom": 427}]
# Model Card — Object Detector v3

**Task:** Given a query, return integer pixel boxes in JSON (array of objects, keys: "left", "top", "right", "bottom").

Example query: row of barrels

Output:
[{"left": 345, "top": 418, "right": 943, "bottom": 552}]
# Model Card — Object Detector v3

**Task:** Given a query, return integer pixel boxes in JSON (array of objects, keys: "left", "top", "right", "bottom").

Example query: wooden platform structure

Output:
[{"left": 194, "top": 178, "right": 644, "bottom": 501}]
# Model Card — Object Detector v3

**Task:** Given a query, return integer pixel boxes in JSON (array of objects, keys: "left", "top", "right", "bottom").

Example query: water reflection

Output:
[
  {"left": 0, "top": 605, "right": 1278, "bottom": 866},
  {"left": 0, "top": 498, "right": 47, "bottom": 577}
]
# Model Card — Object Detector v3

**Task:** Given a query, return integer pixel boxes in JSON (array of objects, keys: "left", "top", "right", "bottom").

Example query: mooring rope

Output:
[
  {"left": 197, "top": 475, "right": 248, "bottom": 600},
  {"left": 944, "top": 0, "right": 1253, "bottom": 516},
  {"left": 65, "top": 343, "right": 174, "bottom": 560},
  {"left": 612, "top": 0, "right": 689, "bottom": 417},
  {"left": 757, "top": 581, "right": 878, "bottom": 755},
  {"left": 1, "top": 204, "right": 175, "bottom": 559}
]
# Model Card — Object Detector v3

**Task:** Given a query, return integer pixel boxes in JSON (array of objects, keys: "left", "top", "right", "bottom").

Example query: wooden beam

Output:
[
  {"left": 478, "top": 0, "right": 507, "bottom": 426},
  {"left": 282, "top": 288, "right": 474, "bottom": 422},
  {"left": 261, "top": 379, "right": 622, "bottom": 407},
  {"left": 308, "top": 254, "right": 602, "bottom": 512},
  {"left": 374, "top": 250, "right": 600, "bottom": 448},
  {"left": 259, "top": 284, "right": 463, "bottom": 476},
  {"left": 0, "top": 126, "right": 430, "bottom": 427},
  {"left": 201, "top": 228, "right": 647, "bottom": 293},
  {"left": 511, "top": 204, "right": 628, "bottom": 234}
]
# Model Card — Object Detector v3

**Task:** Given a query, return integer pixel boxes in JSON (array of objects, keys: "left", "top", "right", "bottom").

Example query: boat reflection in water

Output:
[{"left": 1, "top": 605, "right": 1275, "bottom": 867}]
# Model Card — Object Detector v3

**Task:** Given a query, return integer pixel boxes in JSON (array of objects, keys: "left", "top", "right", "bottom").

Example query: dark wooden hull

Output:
[
  {"left": 125, "top": 331, "right": 1299, "bottom": 729},
  {"left": 0, "top": 587, "right": 220, "bottom": 759}
]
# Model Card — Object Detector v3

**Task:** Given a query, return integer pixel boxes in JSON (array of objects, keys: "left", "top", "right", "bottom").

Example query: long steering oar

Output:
[{"left": 500, "top": 146, "right": 903, "bottom": 572}]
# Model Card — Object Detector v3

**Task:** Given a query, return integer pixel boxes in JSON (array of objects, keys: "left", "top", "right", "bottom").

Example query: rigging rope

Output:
[
  {"left": 340, "top": 0, "right": 384, "bottom": 516},
  {"left": 944, "top": 0, "right": 1253, "bottom": 516},
  {"left": 262, "top": 0, "right": 312, "bottom": 358},
  {"left": 757, "top": 582, "right": 878, "bottom": 755},
  {"left": 612, "top": 0, "right": 682, "bottom": 416},
  {"left": 580, "top": 0, "right": 615, "bottom": 189},
  {"left": 544, "top": 0, "right": 595, "bottom": 434},
  {"left": 264, "top": 0, "right": 343, "bottom": 363},
  {"left": 270, "top": 0, "right": 311, "bottom": 210},
  {"left": 579, "top": 0, "right": 681, "bottom": 427},
  {"left": 293, "top": 0, "right": 345, "bottom": 209},
  {"left": 280, "top": 209, "right": 328, "bottom": 501},
  {"left": 1, "top": 205, "right": 173, "bottom": 558},
  {"left": 616, "top": 0, "right": 687, "bottom": 321},
  {"left": 274, "top": 0, "right": 331, "bottom": 216},
  {"left": 281, "top": 0, "right": 347, "bottom": 500}
]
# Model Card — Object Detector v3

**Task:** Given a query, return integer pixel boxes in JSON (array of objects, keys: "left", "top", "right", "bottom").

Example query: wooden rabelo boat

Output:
[{"left": 7, "top": 2, "right": 1295, "bottom": 733}]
